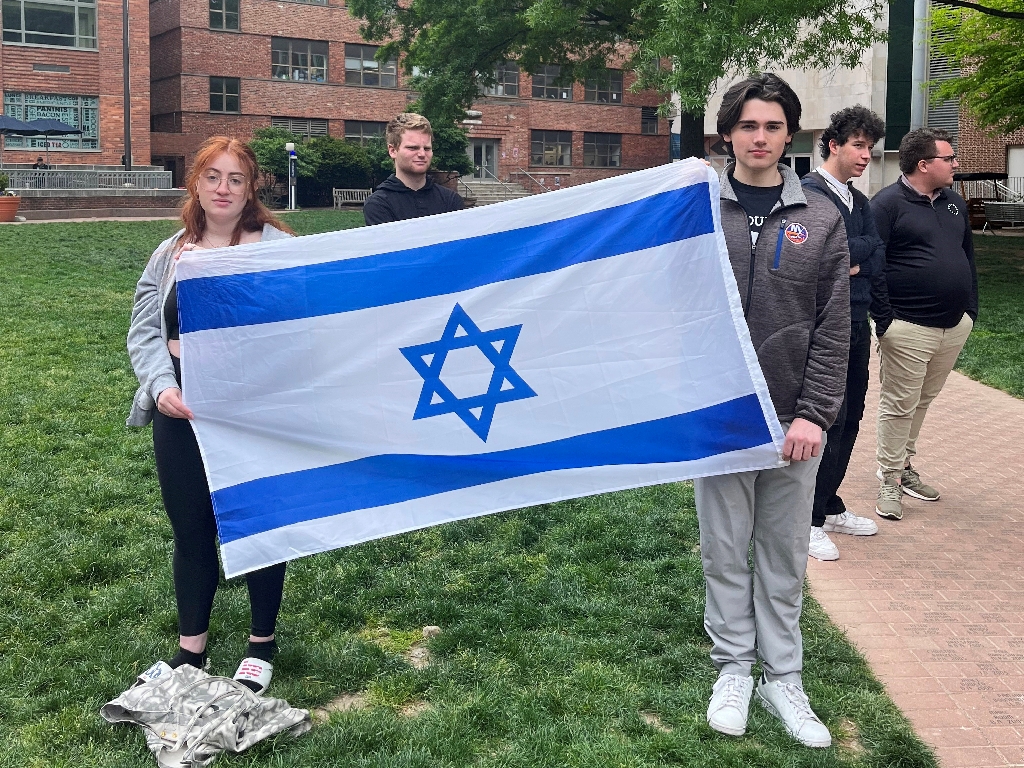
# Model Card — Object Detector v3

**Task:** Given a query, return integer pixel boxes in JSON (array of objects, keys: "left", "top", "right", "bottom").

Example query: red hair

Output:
[{"left": 180, "top": 136, "right": 294, "bottom": 246}]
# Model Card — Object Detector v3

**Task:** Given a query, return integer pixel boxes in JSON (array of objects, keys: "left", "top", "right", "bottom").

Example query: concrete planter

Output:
[{"left": 0, "top": 195, "right": 21, "bottom": 222}]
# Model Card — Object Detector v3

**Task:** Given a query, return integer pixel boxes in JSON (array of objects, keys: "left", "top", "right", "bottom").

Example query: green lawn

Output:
[
  {"left": 956, "top": 235, "right": 1024, "bottom": 398},
  {"left": 0, "top": 214, "right": 936, "bottom": 768}
]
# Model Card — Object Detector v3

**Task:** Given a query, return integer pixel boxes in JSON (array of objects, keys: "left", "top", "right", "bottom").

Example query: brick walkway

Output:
[{"left": 807, "top": 361, "right": 1024, "bottom": 767}]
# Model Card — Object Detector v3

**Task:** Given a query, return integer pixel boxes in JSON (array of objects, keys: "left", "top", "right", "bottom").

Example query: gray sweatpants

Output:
[{"left": 694, "top": 434, "right": 823, "bottom": 684}]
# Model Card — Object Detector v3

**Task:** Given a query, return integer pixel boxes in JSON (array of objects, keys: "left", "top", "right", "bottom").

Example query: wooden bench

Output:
[
  {"left": 333, "top": 188, "right": 373, "bottom": 208},
  {"left": 983, "top": 202, "right": 1024, "bottom": 230}
]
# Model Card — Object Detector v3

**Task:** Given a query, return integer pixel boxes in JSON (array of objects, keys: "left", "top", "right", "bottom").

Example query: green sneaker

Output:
[
  {"left": 901, "top": 464, "right": 940, "bottom": 501},
  {"left": 875, "top": 470, "right": 903, "bottom": 520}
]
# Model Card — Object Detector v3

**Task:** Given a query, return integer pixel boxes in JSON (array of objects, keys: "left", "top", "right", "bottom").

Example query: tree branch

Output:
[{"left": 933, "top": 0, "right": 1024, "bottom": 20}]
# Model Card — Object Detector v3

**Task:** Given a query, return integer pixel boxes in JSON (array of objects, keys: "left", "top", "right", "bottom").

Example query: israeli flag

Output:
[{"left": 176, "top": 159, "right": 785, "bottom": 577}]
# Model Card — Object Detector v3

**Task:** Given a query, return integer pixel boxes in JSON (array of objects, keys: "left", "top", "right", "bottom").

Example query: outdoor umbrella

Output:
[
  {"left": 0, "top": 115, "right": 37, "bottom": 170},
  {"left": 26, "top": 118, "right": 83, "bottom": 167}
]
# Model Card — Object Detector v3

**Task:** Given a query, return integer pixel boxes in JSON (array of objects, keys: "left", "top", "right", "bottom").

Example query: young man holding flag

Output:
[{"left": 695, "top": 74, "right": 849, "bottom": 747}]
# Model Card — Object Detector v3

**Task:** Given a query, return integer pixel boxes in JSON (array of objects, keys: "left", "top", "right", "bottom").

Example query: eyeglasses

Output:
[
  {"left": 199, "top": 172, "right": 247, "bottom": 192},
  {"left": 926, "top": 154, "right": 957, "bottom": 163}
]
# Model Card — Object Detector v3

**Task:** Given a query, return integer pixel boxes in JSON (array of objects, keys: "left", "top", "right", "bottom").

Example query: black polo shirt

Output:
[{"left": 871, "top": 178, "right": 978, "bottom": 330}]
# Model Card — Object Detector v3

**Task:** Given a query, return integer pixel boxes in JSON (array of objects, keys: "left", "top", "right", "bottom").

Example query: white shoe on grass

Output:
[
  {"left": 808, "top": 527, "right": 840, "bottom": 561},
  {"left": 707, "top": 674, "right": 754, "bottom": 736},
  {"left": 756, "top": 678, "right": 831, "bottom": 748},
  {"left": 822, "top": 510, "right": 878, "bottom": 536}
]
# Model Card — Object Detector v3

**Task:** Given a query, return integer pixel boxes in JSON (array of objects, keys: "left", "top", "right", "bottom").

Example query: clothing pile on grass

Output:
[{"left": 101, "top": 660, "right": 311, "bottom": 767}]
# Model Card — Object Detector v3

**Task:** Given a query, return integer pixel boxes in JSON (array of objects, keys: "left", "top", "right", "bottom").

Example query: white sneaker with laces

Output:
[
  {"left": 808, "top": 527, "right": 839, "bottom": 561},
  {"left": 707, "top": 674, "right": 754, "bottom": 736},
  {"left": 756, "top": 678, "right": 831, "bottom": 748},
  {"left": 822, "top": 510, "right": 878, "bottom": 536}
]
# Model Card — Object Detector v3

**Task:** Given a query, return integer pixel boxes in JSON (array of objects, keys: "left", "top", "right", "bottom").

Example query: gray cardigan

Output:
[{"left": 126, "top": 223, "right": 293, "bottom": 427}]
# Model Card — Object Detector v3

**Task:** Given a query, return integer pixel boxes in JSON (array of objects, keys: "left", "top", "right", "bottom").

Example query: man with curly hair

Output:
[{"left": 801, "top": 106, "right": 890, "bottom": 560}]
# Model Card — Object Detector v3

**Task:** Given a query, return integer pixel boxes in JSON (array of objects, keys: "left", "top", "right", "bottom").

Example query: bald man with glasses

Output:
[{"left": 870, "top": 128, "right": 977, "bottom": 521}]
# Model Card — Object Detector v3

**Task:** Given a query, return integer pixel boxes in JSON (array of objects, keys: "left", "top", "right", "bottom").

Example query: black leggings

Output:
[{"left": 152, "top": 357, "right": 286, "bottom": 638}]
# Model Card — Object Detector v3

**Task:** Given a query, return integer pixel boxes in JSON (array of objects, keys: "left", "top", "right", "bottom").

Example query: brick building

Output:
[
  {"left": 1, "top": 0, "right": 150, "bottom": 166},
  {"left": 147, "top": 0, "right": 669, "bottom": 188},
  {"left": 958, "top": 114, "right": 1024, "bottom": 177}
]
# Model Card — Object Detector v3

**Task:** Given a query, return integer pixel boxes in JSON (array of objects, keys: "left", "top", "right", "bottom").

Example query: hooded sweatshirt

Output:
[
  {"left": 363, "top": 174, "right": 464, "bottom": 225},
  {"left": 719, "top": 163, "right": 851, "bottom": 431}
]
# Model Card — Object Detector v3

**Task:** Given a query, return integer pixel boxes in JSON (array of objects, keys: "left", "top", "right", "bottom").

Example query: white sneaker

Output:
[
  {"left": 808, "top": 527, "right": 839, "bottom": 561},
  {"left": 707, "top": 674, "right": 754, "bottom": 736},
  {"left": 756, "top": 679, "right": 831, "bottom": 748},
  {"left": 822, "top": 510, "right": 878, "bottom": 536}
]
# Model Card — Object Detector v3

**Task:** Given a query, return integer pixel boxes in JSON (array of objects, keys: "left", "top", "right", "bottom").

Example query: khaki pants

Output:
[{"left": 876, "top": 313, "right": 973, "bottom": 473}]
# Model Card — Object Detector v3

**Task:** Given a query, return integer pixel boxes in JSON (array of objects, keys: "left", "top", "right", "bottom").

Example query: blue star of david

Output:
[{"left": 400, "top": 303, "right": 537, "bottom": 441}]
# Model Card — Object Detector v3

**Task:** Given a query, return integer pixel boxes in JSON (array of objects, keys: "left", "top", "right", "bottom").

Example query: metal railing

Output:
[
  {"left": 509, "top": 167, "right": 553, "bottom": 193},
  {"left": 3, "top": 169, "right": 174, "bottom": 190},
  {"left": 957, "top": 177, "right": 1024, "bottom": 203}
]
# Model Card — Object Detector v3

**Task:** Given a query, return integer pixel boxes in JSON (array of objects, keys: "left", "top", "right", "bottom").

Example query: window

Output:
[
  {"left": 779, "top": 130, "right": 814, "bottom": 176},
  {"left": 209, "top": 76, "right": 240, "bottom": 113},
  {"left": 584, "top": 132, "right": 621, "bottom": 167},
  {"left": 584, "top": 69, "right": 622, "bottom": 103},
  {"left": 345, "top": 44, "right": 397, "bottom": 88},
  {"left": 344, "top": 120, "right": 386, "bottom": 146},
  {"left": 641, "top": 106, "right": 658, "bottom": 135},
  {"left": 272, "top": 38, "right": 328, "bottom": 83},
  {"left": 2, "top": 0, "right": 97, "bottom": 48},
  {"left": 481, "top": 62, "right": 519, "bottom": 97},
  {"left": 532, "top": 65, "right": 572, "bottom": 100},
  {"left": 3, "top": 92, "right": 98, "bottom": 148},
  {"left": 531, "top": 130, "right": 571, "bottom": 166},
  {"left": 271, "top": 117, "right": 328, "bottom": 138},
  {"left": 209, "top": 0, "right": 237, "bottom": 30}
]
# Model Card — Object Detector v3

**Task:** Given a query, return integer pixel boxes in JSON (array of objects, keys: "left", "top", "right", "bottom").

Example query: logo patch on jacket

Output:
[
  {"left": 784, "top": 223, "right": 809, "bottom": 244},
  {"left": 948, "top": 203, "right": 959, "bottom": 215}
]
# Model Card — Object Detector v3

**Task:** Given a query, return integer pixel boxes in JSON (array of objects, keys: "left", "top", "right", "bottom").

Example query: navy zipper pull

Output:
[{"left": 773, "top": 218, "right": 788, "bottom": 270}]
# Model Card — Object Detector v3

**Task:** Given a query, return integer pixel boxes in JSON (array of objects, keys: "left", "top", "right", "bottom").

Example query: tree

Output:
[
  {"left": 347, "top": 0, "right": 887, "bottom": 157},
  {"left": 932, "top": 1, "right": 1024, "bottom": 134}
]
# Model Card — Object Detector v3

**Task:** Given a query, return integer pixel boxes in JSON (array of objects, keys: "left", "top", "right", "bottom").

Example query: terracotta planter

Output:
[{"left": 0, "top": 195, "right": 20, "bottom": 222}]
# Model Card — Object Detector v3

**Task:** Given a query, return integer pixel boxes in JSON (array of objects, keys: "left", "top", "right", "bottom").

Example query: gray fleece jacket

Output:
[
  {"left": 126, "top": 224, "right": 292, "bottom": 427},
  {"left": 720, "top": 163, "right": 851, "bottom": 431}
]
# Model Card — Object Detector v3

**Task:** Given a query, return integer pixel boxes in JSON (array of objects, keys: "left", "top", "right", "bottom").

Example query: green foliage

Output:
[
  {"left": 429, "top": 122, "right": 473, "bottom": 175},
  {"left": 932, "top": 2, "right": 1024, "bottom": 134},
  {"left": 249, "top": 127, "right": 318, "bottom": 179},
  {"left": 299, "top": 136, "right": 373, "bottom": 207},
  {"left": 363, "top": 136, "right": 394, "bottom": 187},
  {"left": 0, "top": 172, "right": 8, "bottom": 192},
  {"left": 347, "top": 0, "right": 887, "bottom": 135},
  {"left": 0, "top": 217, "right": 949, "bottom": 767}
]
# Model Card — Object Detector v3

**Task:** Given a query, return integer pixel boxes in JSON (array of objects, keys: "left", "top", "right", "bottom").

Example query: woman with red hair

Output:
[{"left": 127, "top": 136, "right": 294, "bottom": 694}]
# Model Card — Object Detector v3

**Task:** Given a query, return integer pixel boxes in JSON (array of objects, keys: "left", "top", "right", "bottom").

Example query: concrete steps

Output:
[{"left": 461, "top": 179, "right": 532, "bottom": 206}]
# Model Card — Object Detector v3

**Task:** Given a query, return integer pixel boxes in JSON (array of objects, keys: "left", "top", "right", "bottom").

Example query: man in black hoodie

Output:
[
  {"left": 363, "top": 113, "right": 464, "bottom": 225},
  {"left": 801, "top": 106, "right": 889, "bottom": 561}
]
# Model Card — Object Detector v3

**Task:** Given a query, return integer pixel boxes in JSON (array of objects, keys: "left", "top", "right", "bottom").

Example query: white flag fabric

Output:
[{"left": 175, "top": 159, "right": 785, "bottom": 577}]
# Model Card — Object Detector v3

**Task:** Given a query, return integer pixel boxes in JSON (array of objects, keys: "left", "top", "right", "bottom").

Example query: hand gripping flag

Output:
[{"left": 175, "top": 160, "right": 785, "bottom": 577}]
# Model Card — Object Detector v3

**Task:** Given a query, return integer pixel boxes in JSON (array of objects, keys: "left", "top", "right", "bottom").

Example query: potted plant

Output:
[{"left": 0, "top": 173, "right": 21, "bottom": 222}]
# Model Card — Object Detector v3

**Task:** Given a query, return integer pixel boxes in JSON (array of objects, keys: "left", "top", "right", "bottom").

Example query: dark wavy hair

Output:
[
  {"left": 898, "top": 128, "right": 953, "bottom": 175},
  {"left": 180, "top": 136, "right": 293, "bottom": 246},
  {"left": 819, "top": 106, "right": 886, "bottom": 159},
  {"left": 716, "top": 73, "right": 802, "bottom": 158}
]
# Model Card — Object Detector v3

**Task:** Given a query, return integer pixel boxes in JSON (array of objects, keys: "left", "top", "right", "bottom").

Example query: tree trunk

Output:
[{"left": 679, "top": 111, "right": 707, "bottom": 160}]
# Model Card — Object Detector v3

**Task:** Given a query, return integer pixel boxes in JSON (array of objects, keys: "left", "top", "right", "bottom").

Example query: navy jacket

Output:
[
  {"left": 363, "top": 174, "right": 464, "bottom": 225},
  {"left": 802, "top": 172, "right": 891, "bottom": 328}
]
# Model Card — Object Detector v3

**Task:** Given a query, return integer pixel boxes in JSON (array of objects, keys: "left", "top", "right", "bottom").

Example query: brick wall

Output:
[
  {"left": 1, "top": 0, "right": 151, "bottom": 166},
  {"left": 958, "top": 108, "right": 1024, "bottom": 174},
  {"left": 19, "top": 192, "right": 186, "bottom": 210}
]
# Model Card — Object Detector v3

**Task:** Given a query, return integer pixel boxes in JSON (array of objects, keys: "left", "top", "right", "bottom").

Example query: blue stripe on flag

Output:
[
  {"left": 179, "top": 183, "right": 713, "bottom": 333},
  {"left": 211, "top": 393, "right": 771, "bottom": 544}
]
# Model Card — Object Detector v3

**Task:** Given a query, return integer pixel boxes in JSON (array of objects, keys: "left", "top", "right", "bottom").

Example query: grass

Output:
[
  {"left": 0, "top": 213, "right": 937, "bottom": 768},
  {"left": 955, "top": 235, "right": 1024, "bottom": 398}
]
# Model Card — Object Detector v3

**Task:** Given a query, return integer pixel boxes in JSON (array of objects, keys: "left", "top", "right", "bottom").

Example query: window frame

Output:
[
  {"left": 2, "top": 0, "right": 97, "bottom": 49},
  {"left": 3, "top": 91, "right": 99, "bottom": 149},
  {"left": 343, "top": 120, "right": 387, "bottom": 146},
  {"left": 209, "top": 76, "right": 240, "bottom": 113},
  {"left": 272, "top": 37, "right": 328, "bottom": 83},
  {"left": 640, "top": 106, "right": 659, "bottom": 135},
  {"left": 344, "top": 43, "right": 397, "bottom": 88},
  {"left": 584, "top": 69, "right": 622, "bottom": 104},
  {"left": 270, "top": 116, "right": 328, "bottom": 138},
  {"left": 481, "top": 61, "right": 519, "bottom": 97},
  {"left": 583, "top": 132, "right": 622, "bottom": 168},
  {"left": 530, "top": 130, "right": 572, "bottom": 167},
  {"left": 208, "top": 0, "right": 238, "bottom": 31},
  {"left": 531, "top": 65, "right": 572, "bottom": 100}
]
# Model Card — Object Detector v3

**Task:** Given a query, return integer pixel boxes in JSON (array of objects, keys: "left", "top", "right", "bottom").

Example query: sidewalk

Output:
[{"left": 807, "top": 361, "right": 1024, "bottom": 767}]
